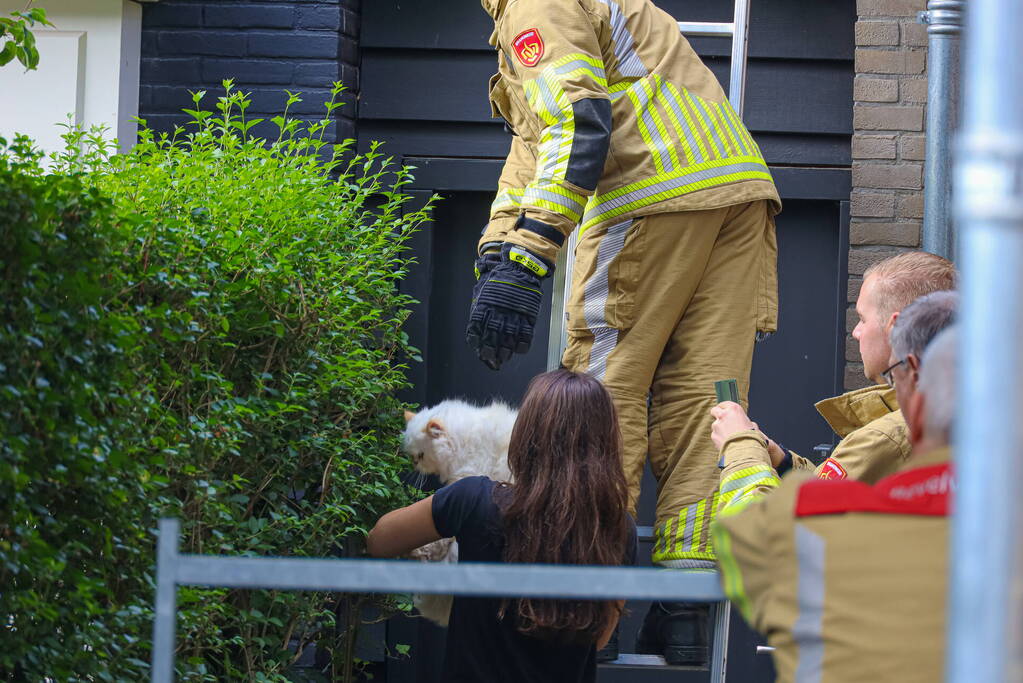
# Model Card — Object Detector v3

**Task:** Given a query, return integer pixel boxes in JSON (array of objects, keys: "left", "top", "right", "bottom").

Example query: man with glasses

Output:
[
  {"left": 755, "top": 251, "right": 956, "bottom": 484},
  {"left": 885, "top": 290, "right": 958, "bottom": 416}
]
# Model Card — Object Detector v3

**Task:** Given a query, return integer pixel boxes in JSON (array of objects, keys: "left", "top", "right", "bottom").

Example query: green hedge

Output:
[{"left": 0, "top": 82, "right": 433, "bottom": 681}]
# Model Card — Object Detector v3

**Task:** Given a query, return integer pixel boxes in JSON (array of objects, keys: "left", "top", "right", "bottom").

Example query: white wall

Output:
[{"left": 0, "top": 0, "right": 143, "bottom": 155}]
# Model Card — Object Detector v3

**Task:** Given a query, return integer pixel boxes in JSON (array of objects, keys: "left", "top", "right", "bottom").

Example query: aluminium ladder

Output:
[{"left": 544, "top": 1, "right": 755, "bottom": 681}]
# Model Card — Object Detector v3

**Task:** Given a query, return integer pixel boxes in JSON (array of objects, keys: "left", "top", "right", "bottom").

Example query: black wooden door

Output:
[{"left": 361, "top": 1, "right": 853, "bottom": 681}]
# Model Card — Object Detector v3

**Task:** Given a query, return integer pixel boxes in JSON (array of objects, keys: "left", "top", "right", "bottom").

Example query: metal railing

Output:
[{"left": 151, "top": 518, "right": 729, "bottom": 682}]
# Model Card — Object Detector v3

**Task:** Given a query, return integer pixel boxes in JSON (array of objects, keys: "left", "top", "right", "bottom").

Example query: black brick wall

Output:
[{"left": 140, "top": 0, "right": 360, "bottom": 143}]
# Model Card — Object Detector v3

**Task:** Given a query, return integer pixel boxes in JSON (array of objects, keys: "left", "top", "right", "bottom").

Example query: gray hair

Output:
[
  {"left": 890, "top": 290, "right": 959, "bottom": 361},
  {"left": 917, "top": 326, "right": 957, "bottom": 442}
]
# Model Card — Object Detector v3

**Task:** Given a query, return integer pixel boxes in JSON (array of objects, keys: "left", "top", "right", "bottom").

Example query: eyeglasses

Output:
[{"left": 881, "top": 358, "right": 906, "bottom": 387}]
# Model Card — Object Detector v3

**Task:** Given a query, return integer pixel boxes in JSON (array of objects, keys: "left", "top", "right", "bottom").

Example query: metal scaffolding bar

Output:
[
  {"left": 151, "top": 519, "right": 727, "bottom": 683},
  {"left": 919, "top": 0, "right": 964, "bottom": 259},
  {"left": 948, "top": 0, "right": 1023, "bottom": 680}
]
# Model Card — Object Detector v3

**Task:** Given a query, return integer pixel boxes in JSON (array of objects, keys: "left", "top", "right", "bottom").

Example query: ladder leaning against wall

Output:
[{"left": 545, "top": 0, "right": 757, "bottom": 679}]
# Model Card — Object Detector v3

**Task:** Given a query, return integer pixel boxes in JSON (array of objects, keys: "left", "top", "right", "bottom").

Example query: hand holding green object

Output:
[
  {"left": 714, "top": 379, "right": 740, "bottom": 467},
  {"left": 714, "top": 378, "right": 739, "bottom": 404}
]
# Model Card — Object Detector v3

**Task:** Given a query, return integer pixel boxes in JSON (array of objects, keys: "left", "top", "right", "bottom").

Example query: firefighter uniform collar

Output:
[
  {"left": 481, "top": 0, "right": 510, "bottom": 20},
  {"left": 815, "top": 384, "right": 900, "bottom": 438}
]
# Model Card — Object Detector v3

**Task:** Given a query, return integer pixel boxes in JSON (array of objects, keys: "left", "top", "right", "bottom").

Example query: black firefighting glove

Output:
[
  {"left": 466, "top": 243, "right": 552, "bottom": 370},
  {"left": 471, "top": 246, "right": 503, "bottom": 304}
]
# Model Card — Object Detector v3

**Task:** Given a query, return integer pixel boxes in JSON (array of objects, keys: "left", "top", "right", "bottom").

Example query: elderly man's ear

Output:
[{"left": 905, "top": 353, "right": 921, "bottom": 382}]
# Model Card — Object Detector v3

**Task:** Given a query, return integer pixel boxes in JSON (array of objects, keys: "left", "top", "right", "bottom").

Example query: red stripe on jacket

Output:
[{"left": 796, "top": 463, "right": 953, "bottom": 517}]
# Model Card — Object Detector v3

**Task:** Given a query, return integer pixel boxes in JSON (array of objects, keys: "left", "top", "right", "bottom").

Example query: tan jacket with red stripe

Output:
[
  {"left": 713, "top": 432, "right": 950, "bottom": 683},
  {"left": 790, "top": 385, "right": 912, "bottom": 484},
  {"left": 479, "top": 0, "right": 781, "bottom": 264}
]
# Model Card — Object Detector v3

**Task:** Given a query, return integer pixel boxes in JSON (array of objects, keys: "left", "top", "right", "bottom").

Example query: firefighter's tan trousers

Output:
[{"left": 561, "top": 200, "right": 777, "bottom": 567}]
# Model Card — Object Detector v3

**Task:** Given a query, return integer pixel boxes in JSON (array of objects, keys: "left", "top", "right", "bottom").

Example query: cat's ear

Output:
[
  {"left": 403, "top": 410, "right": 415, "bottom": 423},
  {"left": 426, "top": 418, "right": 446, "bottom": 439}
]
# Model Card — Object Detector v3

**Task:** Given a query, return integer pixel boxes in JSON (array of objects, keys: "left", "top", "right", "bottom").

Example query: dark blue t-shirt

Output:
[{"left": 431, "top": 476, "right": 637, "bottom": 683}]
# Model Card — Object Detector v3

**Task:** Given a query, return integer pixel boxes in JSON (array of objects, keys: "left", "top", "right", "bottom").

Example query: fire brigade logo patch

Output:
[
  {"left": 818, "top": 458, "right": 849, "bottom": 480},
  {"left": 512, "top": 28, "right": 544, "bottom": 67}
]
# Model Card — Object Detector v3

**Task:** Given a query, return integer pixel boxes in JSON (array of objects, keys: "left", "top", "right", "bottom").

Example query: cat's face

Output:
[{"left": 403, "top": 409, "right": 448, "bottom": 476}]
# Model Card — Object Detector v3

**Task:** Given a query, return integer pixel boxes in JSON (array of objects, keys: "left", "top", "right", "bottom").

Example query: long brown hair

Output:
[{"left": 497, "top": 369, "right": 630, "bottom": 643}]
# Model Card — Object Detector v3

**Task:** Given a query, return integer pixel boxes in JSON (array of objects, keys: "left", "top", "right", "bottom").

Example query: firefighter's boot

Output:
[{"left": 635, "top": 601, "right": 710, "bottom": 667}]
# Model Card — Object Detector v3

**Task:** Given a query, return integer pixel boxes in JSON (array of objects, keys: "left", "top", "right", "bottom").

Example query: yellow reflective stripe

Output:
[
  {"left": 659, "top": 516, "right": 675, "bottom": 558},
  {"left": 711, "top": 522, "right": 753, "bottom": 621},
  {"left": 550, "top": 52, "right": 608, "bottom": 88},
  {"left": 651, "top": 549, "right": 718, "bottom": 563},
  {"left": 721, "top": 464, "right": 777, "bottom": 494},
  {"left": 580, "top": 156, "right": 773, "bottom": 232},
  {"left": 522, "top": 189, "right": 584, "bottom": 222},
  {"left": 626, "top": 85, "right": 667, "bottom": 175},
  {"left": 524, "top": 79, "right": 573, "bottom": 184},
  {"left": 491, "top": 188, "right": 524, "bottom": 214},
  {"left": 722, "top": 102, "right": 755, "bottom": 155},
  {"left": 719, "top": 464, "right": 781, "bottom": 515},
  {"left": 651, "top": 493, "right": 722, "bottom": 563},
  {"left": 653, "top": 78, "right": 694, "bottom": 166},
  {"left": 641, "top": 79, "right": 681, "bottom": 171},
  {"left": 712, "top": 103, "right": 743, "bottom": 156},
  {"left": 521, "top": 51, "right": 609, "bottom": 194},
  {"left": 674, "top": 506, "right": 688, "bottom": 554},
  {"left": 690, "top": 499, "right": 708, "bottom": 554},
  {"left": 664, "top": 82, "right": 709, "bottom": 162},
  {"left": 682, "top": 89, "right": 726, "bottom": 159}
]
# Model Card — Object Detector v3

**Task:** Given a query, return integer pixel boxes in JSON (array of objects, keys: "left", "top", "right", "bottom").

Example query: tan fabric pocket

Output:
[
  {"left": 487, "top": 71, "right": 537, "bottom": 142},
  {"left": 564, "top": 217, "right": 645, "bottom": 333}
]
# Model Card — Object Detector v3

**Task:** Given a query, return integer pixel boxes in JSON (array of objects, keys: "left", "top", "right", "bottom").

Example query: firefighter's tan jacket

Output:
[
  {"left": 479, "top": 0, "right": 781, "bottom": 264},
  {"left": 789, "top": 384, "right": 912, "bottom": 484},
  {"left": 713, "top": 432, "right": 950, "bottom": 683}
]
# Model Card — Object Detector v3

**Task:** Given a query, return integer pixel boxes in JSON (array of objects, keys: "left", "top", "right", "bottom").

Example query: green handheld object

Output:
[
  {"left": 715, "top": 379, "right": 739, "bottom": 469},
  {"left": 715, "top": 378, "right": 739, "bottom": 404}
]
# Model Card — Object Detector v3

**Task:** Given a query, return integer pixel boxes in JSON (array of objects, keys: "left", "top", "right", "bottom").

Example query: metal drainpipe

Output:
[
  {"left": 948, "top": 0, "right": 1023, "bottom": 681},
  {"left": 918, "top": 1, "right": 964, "bottom": 260}
]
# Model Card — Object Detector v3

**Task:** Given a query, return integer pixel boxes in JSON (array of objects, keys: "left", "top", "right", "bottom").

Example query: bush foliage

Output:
[{"left": 0, "top": 81, "right": 432, "bottom": 681}]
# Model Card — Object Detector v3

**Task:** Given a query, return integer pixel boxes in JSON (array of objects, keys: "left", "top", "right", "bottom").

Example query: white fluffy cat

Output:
[{"left": 402, "top": 399, "right": 517, "bottom": 626}]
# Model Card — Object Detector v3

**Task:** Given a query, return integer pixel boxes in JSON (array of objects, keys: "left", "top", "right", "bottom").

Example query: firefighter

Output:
[
  {"left": 466, "top": 0, "right": 780, "bottom": 664},
  {"left": 757, "top": 251, "right": 956, "bottom": 484},
  {"left": 709, "top": 325, "right": 957, "bottom": 683}
]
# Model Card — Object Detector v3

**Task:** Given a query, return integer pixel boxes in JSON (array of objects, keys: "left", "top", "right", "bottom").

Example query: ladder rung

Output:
[
  {"left": 637, "top": 525, "right": 654, "bottom": 542},
  {"left": 600, "top": 654, "right": 708, "bottom": 670},
  {"left": 677, "top": 21, "right": 734, "bottom": 38}
]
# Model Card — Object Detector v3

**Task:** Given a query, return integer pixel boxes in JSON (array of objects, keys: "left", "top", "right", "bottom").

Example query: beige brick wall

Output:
[{"left": 846, "top": 0, "right": 927, "bottom": 389}]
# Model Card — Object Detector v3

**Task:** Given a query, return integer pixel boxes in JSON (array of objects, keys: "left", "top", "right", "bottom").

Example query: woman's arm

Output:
[
  {"left": 366, "top": 496, "right": 443, "bottom": 558},
  {"left": 596, "top": 600, "right": 626, "bottom": 650}
]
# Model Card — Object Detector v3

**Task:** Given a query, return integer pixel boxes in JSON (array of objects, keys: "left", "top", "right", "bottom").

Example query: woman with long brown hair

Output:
[{"left": 368, "top": 369, "right": 636, "bottom": 682}]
